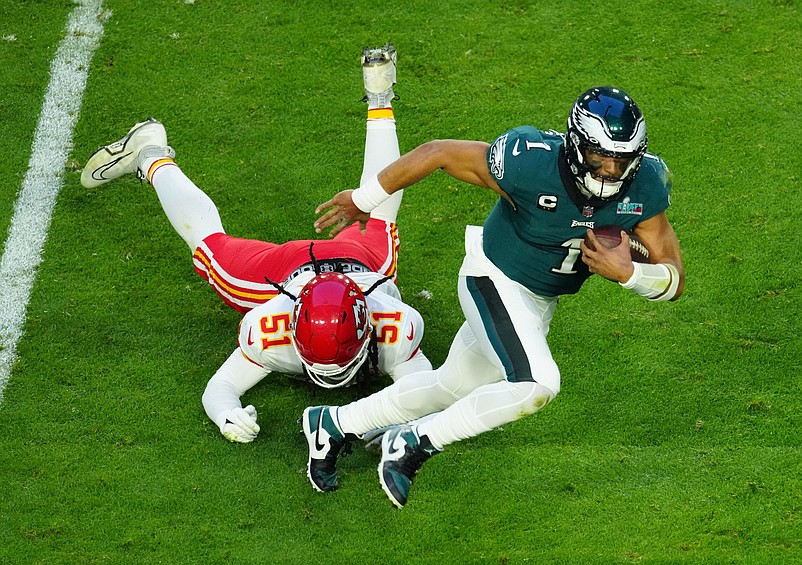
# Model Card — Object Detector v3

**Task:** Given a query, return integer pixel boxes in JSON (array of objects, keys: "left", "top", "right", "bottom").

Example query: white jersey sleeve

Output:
[
  {"left": 203, "top": 296, "right": 306, "bottom": 433},
  {"left": 202, "top": 348, "right": 269, "bottom": 432},
  {"left": 366, "top": 290, "right": 430, "bottom": 381}
]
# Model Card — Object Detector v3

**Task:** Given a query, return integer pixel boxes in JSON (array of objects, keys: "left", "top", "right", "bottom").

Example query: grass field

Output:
[{"left": 2, "top": 0, "right": 802, "bottom": 563}]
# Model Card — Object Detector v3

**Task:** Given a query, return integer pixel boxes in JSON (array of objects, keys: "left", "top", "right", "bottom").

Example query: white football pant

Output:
[{"left": 338, "top": 226, "right": 561, "bottom": 450}]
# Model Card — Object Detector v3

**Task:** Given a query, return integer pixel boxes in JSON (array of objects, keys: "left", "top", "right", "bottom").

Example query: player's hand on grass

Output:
[{"left": 221, "top": 405, "right": 260, "bottom": 443}]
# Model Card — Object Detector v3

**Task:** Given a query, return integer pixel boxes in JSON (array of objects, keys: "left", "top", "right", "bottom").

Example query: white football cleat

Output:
[
  {"left": 362, "top": 43, "right": 397, "bottom": 107},
  {"left": 81, "top": 118, "right": 174, "bottom": 188}
]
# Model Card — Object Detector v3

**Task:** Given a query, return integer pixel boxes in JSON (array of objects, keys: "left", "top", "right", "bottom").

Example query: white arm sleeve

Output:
[
  {"left": 620, "top": 262, "right": 681, "bottom": 302},
  {"left": 351, "top": 174, "right": 391, "bottom": 213},
  {"left": 202, "top": 348, "right": 269, "bottom": 432}
]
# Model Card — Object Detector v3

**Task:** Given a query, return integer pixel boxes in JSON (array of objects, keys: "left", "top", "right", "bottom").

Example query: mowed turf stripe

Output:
[{"left": 0, "top": 0, "right": 106, "bottom": 404}]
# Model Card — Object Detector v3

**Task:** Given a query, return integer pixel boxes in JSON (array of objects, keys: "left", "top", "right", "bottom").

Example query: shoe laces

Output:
[
  {"left": 395, "top": 442, "right": 433, "bottom": 478},
  {"left": 362, "top": 43, "right": 395, "bottom": 66},
  {"left": 322, "top": 433, "right": 357, "bottom": 466}
]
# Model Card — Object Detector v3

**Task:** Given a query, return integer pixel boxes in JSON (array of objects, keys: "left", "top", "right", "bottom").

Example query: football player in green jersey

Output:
[{"left": 303, "top": 86, "right": 685, "bottom": 507}]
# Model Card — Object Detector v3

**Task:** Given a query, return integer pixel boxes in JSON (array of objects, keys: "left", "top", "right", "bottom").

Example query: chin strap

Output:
[
  {"left": 581, "top": 173, "right": 623, "bottom": 200},
  {"left": 620, "top": 262, "right": 680, "bottom": 302}
]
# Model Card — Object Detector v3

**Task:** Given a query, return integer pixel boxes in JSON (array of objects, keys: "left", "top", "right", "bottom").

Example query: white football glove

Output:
[{"left": 221, "top": 405, "right": 260, "bottom": 443}]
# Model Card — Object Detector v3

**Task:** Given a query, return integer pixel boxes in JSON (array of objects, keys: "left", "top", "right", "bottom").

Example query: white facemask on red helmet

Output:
[{"left": 291, "top": 272, "right": 371, "bottom": 389}]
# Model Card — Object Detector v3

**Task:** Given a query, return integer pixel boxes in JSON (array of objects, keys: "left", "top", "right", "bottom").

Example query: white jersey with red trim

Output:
[
  {"left": 237, "top": 271, "right": 424, "bottom": 378},
  {"left": 202, "top": 271, "right": 430, "bottom": 436}
]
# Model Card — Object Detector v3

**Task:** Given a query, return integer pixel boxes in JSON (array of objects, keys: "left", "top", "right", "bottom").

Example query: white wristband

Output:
[
  {"left": 351, "top": 174, "right": 391, "bottom": 213},
  {"left": 620, "top": 262, "right": 680, "bottom": 302}
]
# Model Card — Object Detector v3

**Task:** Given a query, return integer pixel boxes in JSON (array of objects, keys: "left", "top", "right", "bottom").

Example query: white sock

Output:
[
  {"left": 148, "top": 161, "right": 225, "bottom": 251},
  {"left": 337, "top": 367, "right": 454, "bottom": 435},
  {"left": 363, "top": 118, "right": 403, "bottom": 223}
]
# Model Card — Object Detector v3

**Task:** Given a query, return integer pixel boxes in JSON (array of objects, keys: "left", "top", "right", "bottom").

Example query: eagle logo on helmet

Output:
[
  {"left": 291, "top": 272, "right": 372, "bottom": 389},
  {"left": 565, "top": 86, "right": 648, "bottom": 200}
]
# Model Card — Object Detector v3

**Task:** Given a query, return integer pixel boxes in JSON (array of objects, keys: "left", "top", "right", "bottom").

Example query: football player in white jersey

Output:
[{"left": 81, "top": 43, "right": 430, "bottom": 443}]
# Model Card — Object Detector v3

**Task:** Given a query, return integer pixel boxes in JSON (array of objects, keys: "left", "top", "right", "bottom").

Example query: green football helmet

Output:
[{"left": 565, "top": 86, "right": 648, "bottom": 199}]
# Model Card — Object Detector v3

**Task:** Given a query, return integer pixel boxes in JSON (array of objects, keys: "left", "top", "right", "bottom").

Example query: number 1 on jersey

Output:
[{"left": 551, "top": 238, "right": 584, "bottom": 275}]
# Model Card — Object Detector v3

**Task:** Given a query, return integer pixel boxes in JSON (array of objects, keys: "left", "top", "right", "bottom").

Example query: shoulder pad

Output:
[{"left": 488, "top": 126, "right": 559, "bottom": 191}]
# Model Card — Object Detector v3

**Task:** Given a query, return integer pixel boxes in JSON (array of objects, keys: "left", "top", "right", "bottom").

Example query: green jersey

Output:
[{"left": 483, "top": 126, "right": 671, "bottom": 297}]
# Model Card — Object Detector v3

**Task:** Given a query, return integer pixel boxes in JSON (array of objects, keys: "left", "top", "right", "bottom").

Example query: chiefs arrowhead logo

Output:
[{"left": 353, "top": 298, "right": 369, "bottom": 340}]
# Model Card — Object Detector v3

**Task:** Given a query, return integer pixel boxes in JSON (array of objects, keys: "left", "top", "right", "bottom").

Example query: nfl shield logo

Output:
[{"left": 582, "top": 206, "right": 594, "bottom": 218}]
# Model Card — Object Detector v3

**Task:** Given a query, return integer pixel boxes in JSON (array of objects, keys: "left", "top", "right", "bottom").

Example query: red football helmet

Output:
[{"left": 291, "top": 272, "right": 371, "bottom": 388}]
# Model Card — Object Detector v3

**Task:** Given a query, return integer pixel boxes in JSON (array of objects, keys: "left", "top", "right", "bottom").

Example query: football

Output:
[{"left": 584, "top": 225, "right": 650, "bottom": 263}]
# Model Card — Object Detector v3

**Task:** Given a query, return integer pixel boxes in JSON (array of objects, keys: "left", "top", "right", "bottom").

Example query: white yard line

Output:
[{"left": 0, "top": 1, "right": 106, "bottom": 405}]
